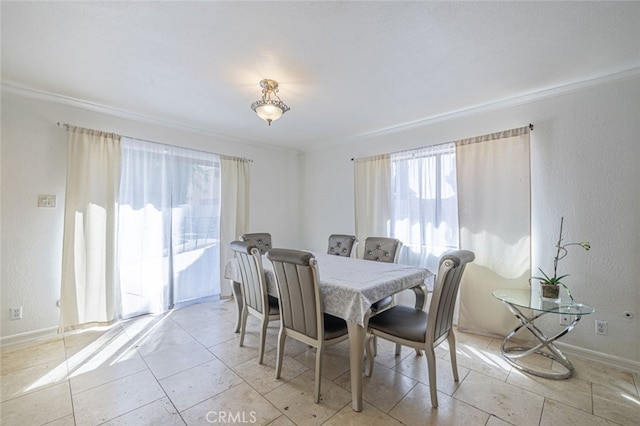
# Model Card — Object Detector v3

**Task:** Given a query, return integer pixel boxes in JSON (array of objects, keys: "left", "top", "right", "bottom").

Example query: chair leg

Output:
[
  {"left": 232, "top": 281, "right": 243, "bottom": 333},
  {"left": 275, "top": 328, "right": 286, "bottom": 379},
  {"left": 314, "top": 346, "right": 323, "bottom": 403},
  {"left": 258, "top": 316, "right": 269, "bottom": 365},
  {"left": 373, "top": 336, "right": 380, "bottom": 356},
  {"left": 447, "top": 332, "right": 459, "bottom": 382},
  {"left": 363, "top": 310, "right": 374, "bottom": 356},
  {"left": 365, "top": 333, "right": 374, "bottom": 377},
  {"left": 239, "top": 307, "right": 248, "bottom": 347},
  {"left": 425, "top": 346, "right": 439, "bottom": 408}
]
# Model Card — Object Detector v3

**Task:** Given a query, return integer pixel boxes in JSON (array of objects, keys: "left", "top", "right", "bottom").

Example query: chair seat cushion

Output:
[
  {"left": 370, "top": 296, "right": 392, "bottom": 313},
  {"left": 267, "top": 295, "right": 280, "bottom": 315},
  {"left": 368, "top": 305, "right": 427, "bottom": 343},
  {"left": 323, "top": 313, "right": 349, "bottom": 340}
]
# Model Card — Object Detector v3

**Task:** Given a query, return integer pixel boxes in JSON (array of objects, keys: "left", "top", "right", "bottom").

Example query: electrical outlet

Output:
[
  {"left": 559, "top": 314, "right": 571, "bottom": 325},
  {"left": 595, "top": 320, "right": 608, "bottom": 335},
  {"left": 10, "top": 307, "right": 23, "bottom": 320}
]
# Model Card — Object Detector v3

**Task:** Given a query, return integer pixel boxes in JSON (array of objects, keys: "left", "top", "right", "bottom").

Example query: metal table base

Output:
[{"left": 500, "top": 302, "right": 580, "bottom": 379}]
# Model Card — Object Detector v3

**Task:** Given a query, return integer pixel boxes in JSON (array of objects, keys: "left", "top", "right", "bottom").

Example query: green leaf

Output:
[{"left": 532, "top": 268, "right": 569, "bottom": 285}]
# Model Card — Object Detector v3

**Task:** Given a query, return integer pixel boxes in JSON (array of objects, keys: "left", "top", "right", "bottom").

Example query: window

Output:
[{"left": 390, "top": 143, "right": 458, "bottom": 272}]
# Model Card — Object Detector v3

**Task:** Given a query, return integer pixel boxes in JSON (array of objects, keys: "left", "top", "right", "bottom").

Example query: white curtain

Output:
[
  {"left": 456, "top": 127, "right": 531, "bottom": 336},
  {"left": 219, "top": 156, "right": 250, "bottom": 297},
  {"left": 117, "top": 139, "right": 221, "bottom": 318},
  {"left": 390, "top": 144, "right": 458, "bottom": 272},
  {"left": 354, "top": 154, "right": 391, "bottom": 258},
  {"left": 61, "top": 128, "right": 227, "bottom": 330},
  {"left": 60, "top": 127, "right": 121, "bottom": 331}
]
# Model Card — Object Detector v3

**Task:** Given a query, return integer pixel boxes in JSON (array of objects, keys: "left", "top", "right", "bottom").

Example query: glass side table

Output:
[{"left": 492, "top": 288, "right": 595, "bottom": 379}]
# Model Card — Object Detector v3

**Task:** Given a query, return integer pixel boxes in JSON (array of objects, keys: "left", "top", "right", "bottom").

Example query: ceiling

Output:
[{"left": 2, "top": 1, "right": 639, "bottom": 152}]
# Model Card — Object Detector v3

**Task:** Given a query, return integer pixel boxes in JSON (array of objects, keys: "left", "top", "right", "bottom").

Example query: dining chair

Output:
[
  {"left": 327, "top": 234, "right": 358, "bottom": 257},
  {"left": 230, "top": 240, "right": 280, "bottom": 364},
  {"left": 362, "top": 236, "right": 403, "bottom": 263},
  {"left": 363, "top": 236, "right": 403, "bottom": 312},
  {"left": 266, "top": 248, "right": 349, "bottom": 403},
  {"left": 363, "top": 237, "right": 403, "bottom": 309},
  {"left": 240, "top": 232, "right": 272, "bottom": 255},
  {"left": 364, "top": 250, "right": 475, "bottom": 408},
  {"left": 362, "top": 236, "right": 404, "bottom": 354}
]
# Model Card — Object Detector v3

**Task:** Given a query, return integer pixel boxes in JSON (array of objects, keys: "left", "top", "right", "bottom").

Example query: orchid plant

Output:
[{"left": 533, "top": 217, "right": 590, "bottom": 301}]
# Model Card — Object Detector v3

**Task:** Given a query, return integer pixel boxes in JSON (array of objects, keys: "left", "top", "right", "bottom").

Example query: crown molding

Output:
[
  {"left": 0, "top": 81, "right": 235, "bottom": 140},
  {"left": 3, "top": 66, "right": 639, "bottom": 152},
  {"left": 0, "top": 81, "right": 296, "bottom": 154},
  {"left": 350, "top": 67, "right": 640, "bottom": 142}
]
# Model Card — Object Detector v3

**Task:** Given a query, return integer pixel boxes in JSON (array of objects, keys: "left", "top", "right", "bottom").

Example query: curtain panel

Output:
[
  {"left": 219, "top": 156, "right": 250, "bottom": 297},
  {"left": 352, "top": 125, "right": 531, "bottom": 334},
  {"left": 59, "top": 125, "right": 248, "bottom": 330},
  {"left": 59, "top": 127, "right": 121, "bottom": 331},
  {"left": 353, "top": 154, "right": 391, "bottom": 258},
  {"left": 456, "top": 126, "right": 531, "bottom": 336}
]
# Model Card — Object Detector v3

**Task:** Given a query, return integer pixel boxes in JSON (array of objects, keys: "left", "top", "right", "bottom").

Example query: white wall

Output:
[
  {"left": 300, "top": 74, "right": 640, "bottom": 368},
  {"left": 0, "top": 91, "right": 299, "bottom": 340}
]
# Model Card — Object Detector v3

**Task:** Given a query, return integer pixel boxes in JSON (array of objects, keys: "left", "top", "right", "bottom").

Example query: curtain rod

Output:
[
  {"left": 351, "top": 123, "right": 533, "bottom": 161},
  {"left": 57, "top": 122, "right": 253, "bottom": 162}
]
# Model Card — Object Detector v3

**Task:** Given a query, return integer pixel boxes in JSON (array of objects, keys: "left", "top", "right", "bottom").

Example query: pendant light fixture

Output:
[{"left": 250, "top": 79, "right": 290, "bottom": 126}]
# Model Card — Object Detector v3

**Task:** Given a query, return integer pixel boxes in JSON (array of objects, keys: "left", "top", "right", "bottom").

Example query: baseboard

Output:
[
  {"left": 0, "top": 326, "right": 60, "bottom": 348},
  {"left": 556, "top": 342, "right": 640, "bottom": 374},
  {"left": 456, "top": 326, "right": 640, "bottom": 374},
  {"left": 1, "top": 297, "right": 233, "bottom": 349}
]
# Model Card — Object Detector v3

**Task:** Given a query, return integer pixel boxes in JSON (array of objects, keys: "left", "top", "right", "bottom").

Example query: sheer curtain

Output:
[
  {"left": 354, "top": 154, "right": 391, "bottom": 258},
  {"left": 456, "top": 126, "right": 531, "bottom": 336},
  {"left": 390, "top": 143, "right": 458, "bottom": 272},
  {"left": 353, "top": 127, "right": 530, "bottom": 332},
  {"left": 60, "top": 128, "right": 226, "bottom": 329},
  {"left": 118, "top": 138, "right": 221, "bottom": 318},
  {"left": 219, "top": 156, "right": 250, "bottom": 298},
  {"left": 60, "top": 127, "right": 121, "bottom": 331}
]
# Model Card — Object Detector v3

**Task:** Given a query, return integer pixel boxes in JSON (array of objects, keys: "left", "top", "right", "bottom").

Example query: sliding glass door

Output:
[{"left": 118, "top": 138, "right": 221, "bottom": 318}]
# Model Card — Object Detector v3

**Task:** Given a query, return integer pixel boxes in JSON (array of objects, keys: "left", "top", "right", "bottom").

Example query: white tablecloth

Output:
[{"left": 225, "top": 252, "right": 433, "bottom": 326}]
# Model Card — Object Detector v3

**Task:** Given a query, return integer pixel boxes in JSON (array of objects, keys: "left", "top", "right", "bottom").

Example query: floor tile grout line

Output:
[
  {"left": 93, "top": 395, "right": 177, "bottom": 426},
  {"left": 3, "top": 299, "right": 638, "bottom": 426},
  {"left": 384, "top": 379, "right": 420, "bottom": 416}
]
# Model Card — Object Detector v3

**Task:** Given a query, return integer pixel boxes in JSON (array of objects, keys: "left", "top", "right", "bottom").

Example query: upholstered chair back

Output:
[
  {"left": 230, "top": 240, "right": 267, "bottom": 314},
  {"left": 240, "top": 232, "right": 272, "bottom": 255},
  {"left": 363, "top": 237, "right": 403, "bottom": 263},
  {"left": 267, "top": 249, "right": 321, "bottom": 339},
  {"left": 327, "top": 234, "right": 358, "bottom": 257},
  {"left": 428, "top": 250, "right": 475, "bottom": 343}
]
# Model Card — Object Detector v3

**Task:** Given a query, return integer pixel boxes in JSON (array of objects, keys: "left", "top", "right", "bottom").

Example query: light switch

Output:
[{"left": 38, "top": 195, "right": 56, "bottom": 208}]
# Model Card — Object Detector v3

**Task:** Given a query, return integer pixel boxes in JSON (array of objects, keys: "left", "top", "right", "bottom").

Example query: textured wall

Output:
[{"left": 299, "top": 75, "right": 640, "bottom": 366}]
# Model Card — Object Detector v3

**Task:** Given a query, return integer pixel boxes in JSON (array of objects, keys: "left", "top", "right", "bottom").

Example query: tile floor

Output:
[{"left": 1, "top": 299, "right": 638, "bottom": 425}]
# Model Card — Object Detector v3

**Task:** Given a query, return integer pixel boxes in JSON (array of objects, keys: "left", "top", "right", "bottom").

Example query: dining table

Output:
[{"left": 224, "top": 251, "right": 434, "bottom": 411}]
